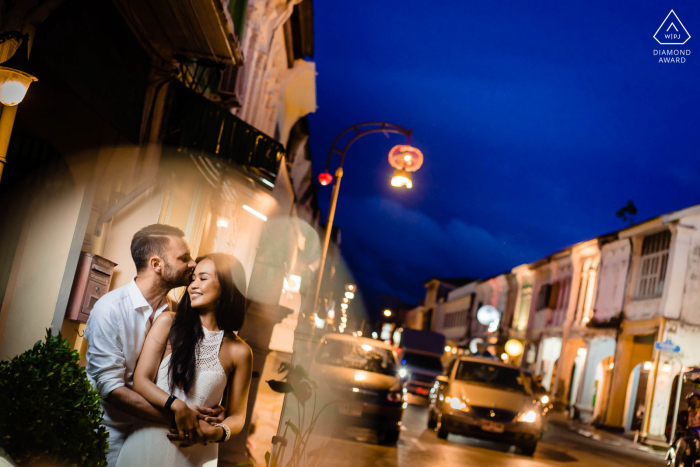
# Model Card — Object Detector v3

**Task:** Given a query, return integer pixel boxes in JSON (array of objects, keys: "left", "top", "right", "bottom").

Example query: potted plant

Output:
[{"left": 0, "top": 330, "right": 109, "bottom": 466}]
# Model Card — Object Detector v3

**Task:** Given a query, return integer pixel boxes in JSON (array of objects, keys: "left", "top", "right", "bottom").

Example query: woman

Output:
[{"left": 116, "top": 253, "right": 253, "bottom": 466}]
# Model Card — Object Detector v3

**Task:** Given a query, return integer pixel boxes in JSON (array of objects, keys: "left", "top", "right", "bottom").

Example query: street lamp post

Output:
[
  {"left": 0, "top": 32, "right": 38, "bottom": 183},
  {"left": 311, "top": 122, "right": 422, "bottom": 320}
]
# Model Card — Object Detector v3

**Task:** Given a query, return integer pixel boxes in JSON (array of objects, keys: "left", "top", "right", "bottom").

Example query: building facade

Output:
[
  {"left": 0, "top": 1, "right": 318, "bottom": 464},
  {"left": 599, "top": 206, "right": 700, "bottom": 442}
]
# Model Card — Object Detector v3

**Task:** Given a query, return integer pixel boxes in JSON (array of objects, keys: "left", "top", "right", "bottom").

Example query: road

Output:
[{"left": 317, "top": 397, "right": 667, "bottom": 467}]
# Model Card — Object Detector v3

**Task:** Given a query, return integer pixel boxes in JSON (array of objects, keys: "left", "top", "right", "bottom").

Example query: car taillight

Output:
[{"left": 387, "top": 391, "right": 402, "bottom": 402}]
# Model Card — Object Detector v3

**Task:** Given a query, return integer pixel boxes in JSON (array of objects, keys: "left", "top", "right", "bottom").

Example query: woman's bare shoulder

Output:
[
  {"left": 153, "top": 311, "right": 176, "bottom": 327},
  {"left": 223, "top": 332, "right": 252, "bottom": 363}
]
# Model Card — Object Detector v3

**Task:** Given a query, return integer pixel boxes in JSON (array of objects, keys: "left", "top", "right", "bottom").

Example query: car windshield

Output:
[
  {"left": 400, "top": 351, "right": 444, "bottom": 373},
  {"left": 455, "top": 360, "right": 531, "bottom": 394},
  {"left": 315, "top": 339, "right": 397, "bottom": 376}
]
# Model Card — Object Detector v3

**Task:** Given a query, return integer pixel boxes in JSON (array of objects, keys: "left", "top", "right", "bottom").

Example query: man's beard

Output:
[{"left": 162, "top": 262, "right": 191, "bottom": 289}]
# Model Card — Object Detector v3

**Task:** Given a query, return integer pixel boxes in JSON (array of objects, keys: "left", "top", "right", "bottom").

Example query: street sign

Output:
[{"left": 655, "top": 339, "right": 681, "bottom": 353}]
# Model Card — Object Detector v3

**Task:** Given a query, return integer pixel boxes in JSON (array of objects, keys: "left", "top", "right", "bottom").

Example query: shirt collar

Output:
[
  {"left": 127, "top": 279, "right": 150, "bottom": 312},
  {"left": 127, "top": 279, "right": 168, "bottom": 314}
]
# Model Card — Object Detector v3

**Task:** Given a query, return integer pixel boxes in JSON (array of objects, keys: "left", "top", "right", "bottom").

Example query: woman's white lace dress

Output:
[{"left": 116, "top": 327, "right": 227, "bottom": 467}]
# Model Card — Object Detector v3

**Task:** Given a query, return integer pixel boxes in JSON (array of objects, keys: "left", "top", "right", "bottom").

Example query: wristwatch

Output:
[
  {"left": 165, "top": 395, "right": 178, "bottom": 411},
  {"left": 214, "top": 423, "right": 231, "bottom": 443}
]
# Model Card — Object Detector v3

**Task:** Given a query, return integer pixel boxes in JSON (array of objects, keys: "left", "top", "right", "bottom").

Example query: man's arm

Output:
[
  {"left": 85, "top": 303, "right": 172, "bottom": 425},
  {"left": 106, "top": 387, "right": 173, "bottom": 425}
]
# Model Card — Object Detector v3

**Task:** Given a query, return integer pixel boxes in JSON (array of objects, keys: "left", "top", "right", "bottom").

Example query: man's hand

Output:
[
  {"left": 170, "top": 399, "right": 206, "bottom": 444},
  {"left": 192, "top": 404, "right": 226, "bottom": 424}
]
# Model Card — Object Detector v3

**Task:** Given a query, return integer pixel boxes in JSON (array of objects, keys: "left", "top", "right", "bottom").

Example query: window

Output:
[
  {"left": 514, "top": 285, "right": 532, "bottom": 331},
  {"left": 445, "top": 357, "right": 458, "bottom": 376},
  {"left": 548, "top": 282, "right": 561, "bottom": 309},
  {"left": 536, "top": 284, "right": 552, "bottom": 310},
  {"left": 443, "top": 309, "right": 469, "bottom": 328},
  {"left": 401, "top": 351, "right": 444, "bottom": 373},
  {"left": 454, "top": 361, "right": 530, "bottom": 394},
  {"left": 635, "top": 230, "right": 671, "bottom": 299},
  {"left": 316, "top": 339, "right": 397, "bottom": 376}
]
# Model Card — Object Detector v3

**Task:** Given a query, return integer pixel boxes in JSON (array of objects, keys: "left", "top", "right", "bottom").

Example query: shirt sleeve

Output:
[{"left": 84, "top": 301, "right": 126, "bottom": 398}]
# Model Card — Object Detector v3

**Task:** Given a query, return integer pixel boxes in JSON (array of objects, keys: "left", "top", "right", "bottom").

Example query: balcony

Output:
[{"left": 162, "top": 82, "right": 285, "bottom": 179}]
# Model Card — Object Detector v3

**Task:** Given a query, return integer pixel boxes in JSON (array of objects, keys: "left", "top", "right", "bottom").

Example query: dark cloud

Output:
[{"left": 334, "top": 196, "right": 542, "bottom": 304}]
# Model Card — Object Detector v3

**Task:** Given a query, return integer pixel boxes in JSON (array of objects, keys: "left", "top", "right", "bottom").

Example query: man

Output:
[
  {"left": 84, "top": 224, "right": 218, "bottom": 466},
  {"left": 670, "top": 389, "right": 700, "bottom": 465},
  {"left": 687, "top": 389, "right": 700, "bottom": 434},
  {"left": 474, "top": 342, "right": 498, "bottom": 360}
]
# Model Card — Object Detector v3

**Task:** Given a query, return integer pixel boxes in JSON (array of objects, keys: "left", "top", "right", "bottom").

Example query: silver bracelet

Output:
[{"left": 214, "top": 423, "right": 231, "bottom": 443}]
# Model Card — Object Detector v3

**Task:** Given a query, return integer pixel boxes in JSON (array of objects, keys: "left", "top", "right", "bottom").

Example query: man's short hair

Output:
[{"left": 131, "top": 224, "right": 186, "bottom": 272}]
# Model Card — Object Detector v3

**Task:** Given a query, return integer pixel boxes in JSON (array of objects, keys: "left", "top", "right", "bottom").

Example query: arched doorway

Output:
[
  {"left": 665, "top": 373, "right": 697, "bottom": 442},
  {"left": 623, "top": 362, "right": 651, "bottom": 432},
  {"left": 568, "top": 352, "right": 586, "bottom": 411},
  {"left": 593, "top": 356, "right": 615, "bottom": 422}
]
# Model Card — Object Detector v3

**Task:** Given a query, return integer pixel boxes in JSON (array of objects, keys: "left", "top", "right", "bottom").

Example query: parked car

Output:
[
  {"left": 393, "top": 328, "right": 445, "bottom": 396},
  {"left": 428, "top": 356, "right": 544, "bottom": 456},
  {"left": 312, "top": 334, "right": 405, "bottom": 444}
]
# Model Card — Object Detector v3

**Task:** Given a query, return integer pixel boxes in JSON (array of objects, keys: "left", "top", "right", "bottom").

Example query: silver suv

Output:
[{"left": 428, "top": 356, "right": 543, "bottom": 456}]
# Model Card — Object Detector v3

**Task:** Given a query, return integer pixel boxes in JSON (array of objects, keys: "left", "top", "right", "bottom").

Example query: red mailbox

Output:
[{"left": 65, "top": 252, "right": 117, "bottom": 323}]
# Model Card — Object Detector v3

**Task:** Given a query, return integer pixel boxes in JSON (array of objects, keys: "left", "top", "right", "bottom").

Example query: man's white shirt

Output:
[{"left": 84, "top": 279, "right": 168, "bottom": 466}]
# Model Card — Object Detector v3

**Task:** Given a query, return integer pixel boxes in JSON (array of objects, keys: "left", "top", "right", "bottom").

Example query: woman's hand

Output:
[
  {"left": 168, "top": 420, "right": 223, "bottom": 447},
  {"left": 191, "top": 404, "right": 226, "bottom": 424},
  {"left": 171, "top": 399, "right": 205, "bottom": 444},
  {"left": 200, "top": 421, "right": 224, "bottom": 444}
]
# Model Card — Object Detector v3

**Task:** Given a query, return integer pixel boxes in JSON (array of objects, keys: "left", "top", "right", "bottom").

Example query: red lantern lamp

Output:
[
  {"left": 318, "top": 172, "right": 333, "bottom": 186},
  {"left": 388, "top": 145, "right": 424, "bottom": 172}
]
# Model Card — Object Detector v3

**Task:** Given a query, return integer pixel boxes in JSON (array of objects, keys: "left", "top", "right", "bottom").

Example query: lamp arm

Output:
[{"left": 323, "top": 122, "right": 412, "bottom": 172}]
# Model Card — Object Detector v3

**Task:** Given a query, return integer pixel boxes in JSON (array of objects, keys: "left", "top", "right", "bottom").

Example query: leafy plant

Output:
[
  {"left": 0, "top": 329, "right": 108, "bottom": 466},
  {"left": 265, "top": 363, "right": 335, "bottom": 467}
]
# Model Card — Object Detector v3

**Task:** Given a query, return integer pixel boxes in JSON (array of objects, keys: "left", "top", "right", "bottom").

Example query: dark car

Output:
[
  {"left": 399, "top": 349, "right": 444, "bottom": 397},
  {"left": 312, "top": 334, "right": 405, "bottom": 444}
]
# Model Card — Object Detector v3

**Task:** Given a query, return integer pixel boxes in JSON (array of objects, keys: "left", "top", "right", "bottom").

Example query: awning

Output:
[{"left": 113, "top": 0, "right": 243, "bottom": 64}]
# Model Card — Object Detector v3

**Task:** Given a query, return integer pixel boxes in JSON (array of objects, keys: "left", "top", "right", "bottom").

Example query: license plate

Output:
[
  {"left": 415, "top": 387, "right": 430, "bottom": 395},
  {"left": 481, "top": 421, "right": 505, "bottom": 433},
  {"left": 338, "top": 402, "right": 363, "bottom": 416}
]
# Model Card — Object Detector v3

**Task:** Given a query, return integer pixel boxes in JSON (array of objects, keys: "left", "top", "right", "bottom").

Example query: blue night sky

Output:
[{"left": 306, "top": 1, "right": 700, "bottom": 314}]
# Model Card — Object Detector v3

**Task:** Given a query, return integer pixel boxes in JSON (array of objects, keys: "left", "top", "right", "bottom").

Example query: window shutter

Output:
[{"left": 548, "top": 282, "right": 560, "bottom": 309}]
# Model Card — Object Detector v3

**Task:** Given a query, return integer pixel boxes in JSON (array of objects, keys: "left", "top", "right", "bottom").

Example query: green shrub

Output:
[{"left": 0, "top": 329, "right": 108, "bottom": 466}]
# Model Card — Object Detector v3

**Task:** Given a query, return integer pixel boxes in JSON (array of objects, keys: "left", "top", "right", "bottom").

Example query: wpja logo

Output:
[{"left": 653, "top": 10, "right": 691, "bottom": 63}]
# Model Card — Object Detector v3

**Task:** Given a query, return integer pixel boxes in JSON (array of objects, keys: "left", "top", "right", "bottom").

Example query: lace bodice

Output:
[
  {"left": 116, "top": 327, "right": 226, "bottom": 467},
  {"left": 156, "top": 327, "right": 228, "bottom": 408}
]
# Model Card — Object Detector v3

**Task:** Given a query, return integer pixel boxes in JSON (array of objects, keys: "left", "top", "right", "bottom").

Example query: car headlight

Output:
[
  {"left": 446, "top": 396, "right": 469, "bottom": 411},
  {"left": 540, "top": 395, "right": 549, "bottom": 404},
  {"left": 517, "top": 410, "right": 538, "bottom": 423},
  {"left": 398, "top": 368, "right": 408, "bottom": 378}
]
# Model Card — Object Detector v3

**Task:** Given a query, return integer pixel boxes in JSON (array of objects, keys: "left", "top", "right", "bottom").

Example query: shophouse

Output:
[
  {"left": 565, "top": 236, "right": 628, "bottom": 424},
  {"left": 469, "top": 274, "right": 516, "bottom": 356},
  {"left": 548, "top": 234, "right": 616, "bottom": 415},
  {"left": 406, "top": 277, "right": 473, "bottom": 332},
  {"left": 600, "top": 205, "right": 700, "bottom": 444},
  {"left": 526, "top": 249, "right": 573, "bottom": 391},
  {"left": 435, "top": 280, "right": 478, "bottom": 351},
  {"left": 508, "top": 264, "right": 535, "bottom": 366}
]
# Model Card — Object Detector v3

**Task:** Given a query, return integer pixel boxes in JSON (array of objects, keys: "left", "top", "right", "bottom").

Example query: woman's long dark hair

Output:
[{"left": 168, "top": 253, "right": 247, "bottom": 394}]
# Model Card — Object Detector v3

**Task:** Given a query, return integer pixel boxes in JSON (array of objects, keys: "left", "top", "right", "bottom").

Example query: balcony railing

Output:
[{"left": 162, "top": 82, "right": 284, "bottom": 178}]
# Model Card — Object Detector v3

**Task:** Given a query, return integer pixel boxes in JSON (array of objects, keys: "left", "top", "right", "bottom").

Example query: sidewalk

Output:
[{"left": 548, "top": 412, "right": 665, "bottom": 458}]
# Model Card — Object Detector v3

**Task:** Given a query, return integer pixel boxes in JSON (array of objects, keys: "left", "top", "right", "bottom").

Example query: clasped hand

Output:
[{"left": 167, "top": 402, "right": 225, "bottom": 447}]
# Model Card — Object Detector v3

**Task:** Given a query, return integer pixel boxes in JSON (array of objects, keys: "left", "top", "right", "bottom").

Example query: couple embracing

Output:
[{"left": 84, "top": 224, "right": 253, "bottom": 466}]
